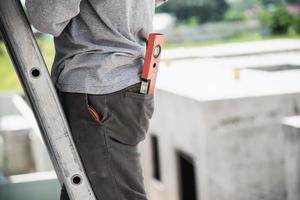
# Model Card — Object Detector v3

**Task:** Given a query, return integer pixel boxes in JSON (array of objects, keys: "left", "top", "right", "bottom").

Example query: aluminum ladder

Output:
[{"left": 0, "top": 0, "right": 97, "bottom": 199}]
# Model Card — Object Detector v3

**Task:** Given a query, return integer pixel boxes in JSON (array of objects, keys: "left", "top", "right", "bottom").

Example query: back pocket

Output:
[{"left": 105, "top": 83, "right": 155, "bottom": 146}]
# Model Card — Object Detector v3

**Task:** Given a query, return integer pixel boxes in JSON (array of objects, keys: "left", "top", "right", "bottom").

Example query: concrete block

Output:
[{"left": 283, "top": 116, "right": 300, "bottom": 200}]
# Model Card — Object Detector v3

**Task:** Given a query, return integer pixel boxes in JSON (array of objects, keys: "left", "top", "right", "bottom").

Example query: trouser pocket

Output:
[
  {"left": 58, "top": 91, "right": 119, "bottom": 200},
  {"left": 105, "top": 82, "right": 155, "bottom": 146}
]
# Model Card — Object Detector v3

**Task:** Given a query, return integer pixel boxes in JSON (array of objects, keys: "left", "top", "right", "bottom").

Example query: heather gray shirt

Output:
[{"left": 25, "top": 0, "right": 167, "bottom": 94}]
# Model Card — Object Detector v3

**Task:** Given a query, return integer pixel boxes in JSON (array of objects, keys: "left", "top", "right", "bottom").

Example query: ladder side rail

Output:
[{"left": 0, "top": 1, "right": 96, "bottom": 200}]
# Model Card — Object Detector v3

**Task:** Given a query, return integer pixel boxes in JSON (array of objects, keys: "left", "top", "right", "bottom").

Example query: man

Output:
[{"left": 25, "top": 0, "right": 167, "bottom": 199}]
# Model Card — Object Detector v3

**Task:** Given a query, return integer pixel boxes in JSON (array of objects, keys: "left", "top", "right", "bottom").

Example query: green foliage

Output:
[
  {"left": 260, "top": 6, "right": 295, "bottom": 34},
  {"left": 224, "top": 9, "right": 246, "bottom": 21},
  {"left": 157, "top": 0, "right": 229, "bottom": 24},
  {"left": 288, "top": 16, "right": 300, "bottom": 35},
  {"left": 186, "top": 17, "right": 200, "bottom": 26},
  {"left": 0, "top": 38, "right": 55, "bottom": 92},
  {"left": 293, "top": 16, "right": 300, "bottom": 34},
  {"left": 0, "top": 42, "right": 20, "bottom": 91}
]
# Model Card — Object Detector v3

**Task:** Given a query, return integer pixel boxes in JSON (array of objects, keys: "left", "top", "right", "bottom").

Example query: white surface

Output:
[
  {"left": 283, "top": 116, "right": 300, "bottom": 128},
  {"left": 8, "top": 171, "right": 57, "bottom": 183},
  {"left": 157, "top": 40, "right": 300, "bottom": 101},
  {"left": 0, "top": 115, "right": 30, "bottom": 131},
  {"left": 153, "top": 13, "right": 175, "bottom": 31}
]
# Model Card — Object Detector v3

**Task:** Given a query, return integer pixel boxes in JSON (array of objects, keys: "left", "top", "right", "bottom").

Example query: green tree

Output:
[
  {"left": 224, "top": 9, "right": 246, "bottom": 21},
  {"left": 288, "top": 16, "right": 300, "bottom": 35},
  {"left": 260, "top": 6, "right": 294, "bottom": 34}
]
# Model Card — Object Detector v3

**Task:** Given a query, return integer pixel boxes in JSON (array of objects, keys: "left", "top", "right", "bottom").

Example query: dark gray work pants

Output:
[{"left": 57, "top": 82, "right": 154, "bottom": 200}]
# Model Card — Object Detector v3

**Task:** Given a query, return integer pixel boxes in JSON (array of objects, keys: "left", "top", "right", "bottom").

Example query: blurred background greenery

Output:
[
  {"left": 0, "top": 37, "right": 54, "bottom": 92},
  {"left": 1, "top": 0, "right": 300, "bottom": 91},
  {"left": 158, "top": 0, "right": 300, "bottom": 35}
]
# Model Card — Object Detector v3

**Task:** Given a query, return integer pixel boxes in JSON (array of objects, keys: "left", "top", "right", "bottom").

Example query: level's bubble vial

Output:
[{"left": 153, "top": 45, "right": 161, "bottom": 58}]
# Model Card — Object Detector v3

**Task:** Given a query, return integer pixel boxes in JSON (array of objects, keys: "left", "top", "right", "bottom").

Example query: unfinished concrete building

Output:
[{"left": 141, "top": 40, "right": 300, "bottom": 200}]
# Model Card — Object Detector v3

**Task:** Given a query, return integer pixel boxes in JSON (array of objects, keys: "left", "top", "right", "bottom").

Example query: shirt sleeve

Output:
[
  {"left": 155, "top": 0, "right": 168, "bottom": 7},
  {"left": 25, "top": 0, "right": 82, "bottom": 37}
]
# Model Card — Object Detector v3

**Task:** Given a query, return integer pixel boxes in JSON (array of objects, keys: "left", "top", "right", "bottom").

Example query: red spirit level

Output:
[{"left": 140, "top": 33, "right": 164, "bottom": 95}]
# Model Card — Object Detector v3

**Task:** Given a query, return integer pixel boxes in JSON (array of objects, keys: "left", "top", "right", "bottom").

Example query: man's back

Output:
[
  {"left": 26, "top": 0, "right": 157, "bottom": 94},
  {"left": 52, "top": 0, "right": 155, "bottom": 94}
]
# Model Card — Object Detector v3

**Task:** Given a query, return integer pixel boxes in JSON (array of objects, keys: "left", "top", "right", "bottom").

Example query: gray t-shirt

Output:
[{"left": 25, "top": 0, "right": 167, "bottom": 94}]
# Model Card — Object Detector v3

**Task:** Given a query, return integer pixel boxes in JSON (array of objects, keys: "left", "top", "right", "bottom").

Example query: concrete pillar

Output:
[
  {"left": 0, "top": 115, "right": 35, "bottom": 175},
  {"left": 283, "top": 116, "right": 300, "bottom": 200}
]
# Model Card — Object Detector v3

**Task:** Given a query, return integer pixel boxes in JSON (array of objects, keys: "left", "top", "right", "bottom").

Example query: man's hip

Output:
[{"left": 57, "top": 82, "right": 154, "bottom": 200}]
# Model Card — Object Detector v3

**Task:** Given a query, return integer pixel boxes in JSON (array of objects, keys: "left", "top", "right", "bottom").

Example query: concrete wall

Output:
[
  {"left": 282, "top": 116, "right": 300, "bottom": 200},
  {"left": 141, "top": 89, "right": 206, "bottom": 200},
  {"left": 141, "top": 90, "right": 300, "bottom": 200},
  {"left": 0, "top": 172, "right": 60, "bottom": 200},
  {"left": 201, "top": 94, "right": 299, "bottom": 200},
  {"left": 0, "top": 94, "right": 53, "bottom": 175}
]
